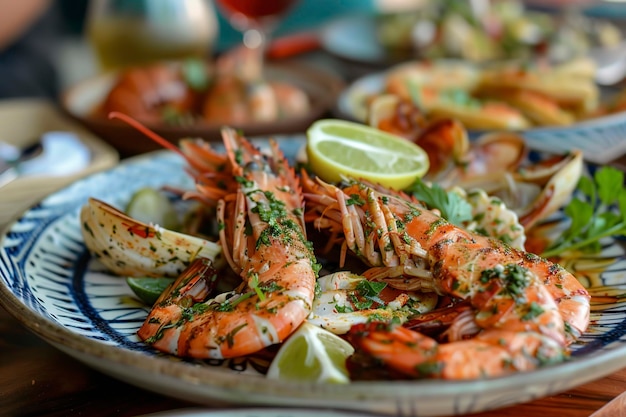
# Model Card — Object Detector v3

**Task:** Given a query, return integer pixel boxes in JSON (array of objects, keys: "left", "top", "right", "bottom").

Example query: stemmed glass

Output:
[{"left": 213, "top": 0, "right": 298, "bottom": 79}]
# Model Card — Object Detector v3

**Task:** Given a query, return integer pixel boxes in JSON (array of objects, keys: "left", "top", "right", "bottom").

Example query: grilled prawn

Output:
[
  {"left": 303, "top": 175, "right": 590, "bottom": 378},
  {"left": 103, "top": 114, "right": 318, "bottom": 359}
]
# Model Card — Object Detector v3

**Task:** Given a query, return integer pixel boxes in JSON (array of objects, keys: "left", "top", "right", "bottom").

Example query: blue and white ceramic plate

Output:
[
  {"left": 335, "top": 71, "right": 626, "bottom": 165},
  {"left": 1, "top": 136, "right": 625, "bottom": 417}
]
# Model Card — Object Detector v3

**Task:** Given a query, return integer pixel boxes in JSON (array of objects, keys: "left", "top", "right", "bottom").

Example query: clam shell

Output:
[{"left": 80, "top": 197, "right": 224, "bottom": 277}]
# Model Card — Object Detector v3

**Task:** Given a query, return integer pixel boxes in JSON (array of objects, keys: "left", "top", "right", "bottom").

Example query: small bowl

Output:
[{"left": 61, "top": 61, "right": 345, "bottom": 158}]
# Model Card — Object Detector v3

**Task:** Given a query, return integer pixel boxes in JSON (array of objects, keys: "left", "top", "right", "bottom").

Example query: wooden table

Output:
[{"left": 0, "top": 302, "right": 623, "bottom": 417}]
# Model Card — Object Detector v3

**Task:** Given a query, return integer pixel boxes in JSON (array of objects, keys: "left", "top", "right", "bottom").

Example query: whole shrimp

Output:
[
  {"left": 116, "top": 114, "right": 318, "bottom": 359},
  {"left": 302, "top": 174, "right": 590, "bottom": 379}
]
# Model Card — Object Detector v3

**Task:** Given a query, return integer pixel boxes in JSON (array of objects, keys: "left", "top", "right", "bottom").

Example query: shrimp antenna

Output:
[{"left": 108, "top": 111, "right": 183, "bottom": 156}]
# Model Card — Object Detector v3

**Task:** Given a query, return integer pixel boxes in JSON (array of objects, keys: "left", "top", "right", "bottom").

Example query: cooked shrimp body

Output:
[
  {"left": 137, "top": 257, "right": 219, "bottom": 353},
  {"left": 201, "top": 75, "right": 278, "bottom": 124},
  {"left": 304, "top": 176, "right": 590, "bottom": 342},
  {"left": 137, "top": 127, "right": 317, "bottom": 359},
  {"left": 403, "top": 202, "right": 590, "bottom": 344},
  {"left": 303, "top": 176, "right": 590, "bottom": 377},
  {"left": 348, "top": 322, "right": 566, "bottom": 379}
]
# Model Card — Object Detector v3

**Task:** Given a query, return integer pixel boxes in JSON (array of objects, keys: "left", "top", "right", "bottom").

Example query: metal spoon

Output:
[
  {"left": 0, "top": 132, "right": 90, "bottom": 188},
  {"left": 0, "top": 141, "right": 44, "bottom": 187}
]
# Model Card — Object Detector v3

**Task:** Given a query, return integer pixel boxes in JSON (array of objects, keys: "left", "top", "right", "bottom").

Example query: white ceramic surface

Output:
[{"left": 1, "top": 136, "right": 625, "bottom": 417}]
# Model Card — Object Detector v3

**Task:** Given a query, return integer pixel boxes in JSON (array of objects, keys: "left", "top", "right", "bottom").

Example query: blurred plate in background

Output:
[
  {"left": 321, "top": 12, "right": 626, "bottom": 86},
  {"left": 335, "top": 68, "right": 626, "bottom": 164},
  {"left": 321, "top": 14, "right": 406, "bottom": 67},
  {"left": 61, "top": 61, "right": 344, "bottom": 157}
]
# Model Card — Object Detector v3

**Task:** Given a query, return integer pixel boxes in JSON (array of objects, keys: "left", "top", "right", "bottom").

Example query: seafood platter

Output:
[
  {"left": 60, "top": 50, "right": 344, "bottom": 156},
  {"left": 1, "top": 105, "right": 625, "bottom": 417},
  {"left": 335, "top": 57, "right": 626, "bottom": 164}
]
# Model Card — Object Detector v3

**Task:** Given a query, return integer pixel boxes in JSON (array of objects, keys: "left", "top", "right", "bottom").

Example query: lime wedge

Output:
[
  {"left": 125, "top": 187, "right": 180, "bottom": 230},
  {"left": 306, "top": 119, "right": 429, "bottom": 190},
  {"left": 266, "top": 322, "right": 354, "bottom": 384},
  {"left": 126, "top": 276, "right": 175, "bottom": 305}
]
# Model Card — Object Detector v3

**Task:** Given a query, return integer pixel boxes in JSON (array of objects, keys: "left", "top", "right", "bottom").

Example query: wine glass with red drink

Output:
[{"left": 214, "top": 0, "right": 298, "bottom": 77}]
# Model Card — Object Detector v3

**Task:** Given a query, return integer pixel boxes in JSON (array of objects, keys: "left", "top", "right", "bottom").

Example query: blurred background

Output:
[
  {"left": 0, "top": 0, "right": 381, "bottom": 99},
  {"left": 0, "top": 0, "right": 626, "bottom": 122},
  {"left": 3, "top": 0, "right": 626, "bottom": 101}
]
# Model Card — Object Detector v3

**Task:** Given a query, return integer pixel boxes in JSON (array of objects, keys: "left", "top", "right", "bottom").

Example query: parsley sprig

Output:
[
  {"left": 406, "top": 178, "right": 473, "bottom": 226},
  {"left": 541, "top": 166, "right": 626, "bottom": 258}
]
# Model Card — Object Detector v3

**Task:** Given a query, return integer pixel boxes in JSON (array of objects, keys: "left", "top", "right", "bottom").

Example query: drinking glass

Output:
[{"left": 86, "top": 0, "right": 219, "bottom": 72}]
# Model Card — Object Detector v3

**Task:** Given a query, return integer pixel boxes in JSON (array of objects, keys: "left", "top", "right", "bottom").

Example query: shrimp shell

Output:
[{"left": 137, "top": 128, "right": 317, "bottom": 359}]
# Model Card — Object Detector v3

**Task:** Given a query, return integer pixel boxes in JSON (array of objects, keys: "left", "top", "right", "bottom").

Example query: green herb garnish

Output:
[
  {"left": 406, "top": 179, "right": 473, "bottom": 226},
  {"left": 542, "top": 166, "right": 626, "bottom": 258}
]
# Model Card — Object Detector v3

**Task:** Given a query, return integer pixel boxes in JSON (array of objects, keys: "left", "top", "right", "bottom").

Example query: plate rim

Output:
[
  {"left": 133, "top": 407, "right": 390, "bottom": 417},
  {"left": 3, "top": 273, "right": 625, "bottom": 412}
]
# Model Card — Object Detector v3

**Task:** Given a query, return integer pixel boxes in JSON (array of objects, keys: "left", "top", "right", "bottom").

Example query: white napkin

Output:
[{"left": 17, "top": 131, "right": 91, "bottom": 177}]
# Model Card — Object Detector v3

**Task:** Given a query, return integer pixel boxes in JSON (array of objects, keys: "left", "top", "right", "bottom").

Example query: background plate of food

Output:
[
  {"left": 334, "top": 57, "right": 626, "bottom": 164},
  {"left": 61, "top": 54, "right": 344, "bottom": 157},
  {"left": 321, "top": 0, "right": 626, "bottom": 83},
  {"left": 1, "top": 128, "right": 626, "bottom": 417}
]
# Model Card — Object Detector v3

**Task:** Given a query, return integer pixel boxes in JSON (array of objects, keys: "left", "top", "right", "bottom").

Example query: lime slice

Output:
[
  {"left": 125, "top": 187, "right": 180, "bottom": 230},
  {"left": 266, "top": 322, "right": 354, "bottom": 384},
  {"left": 126, "top": 276, "right": 175, "bottom": 305},
  {"left": 306, "top": 119, "right": 429, "bottom": 190}
]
